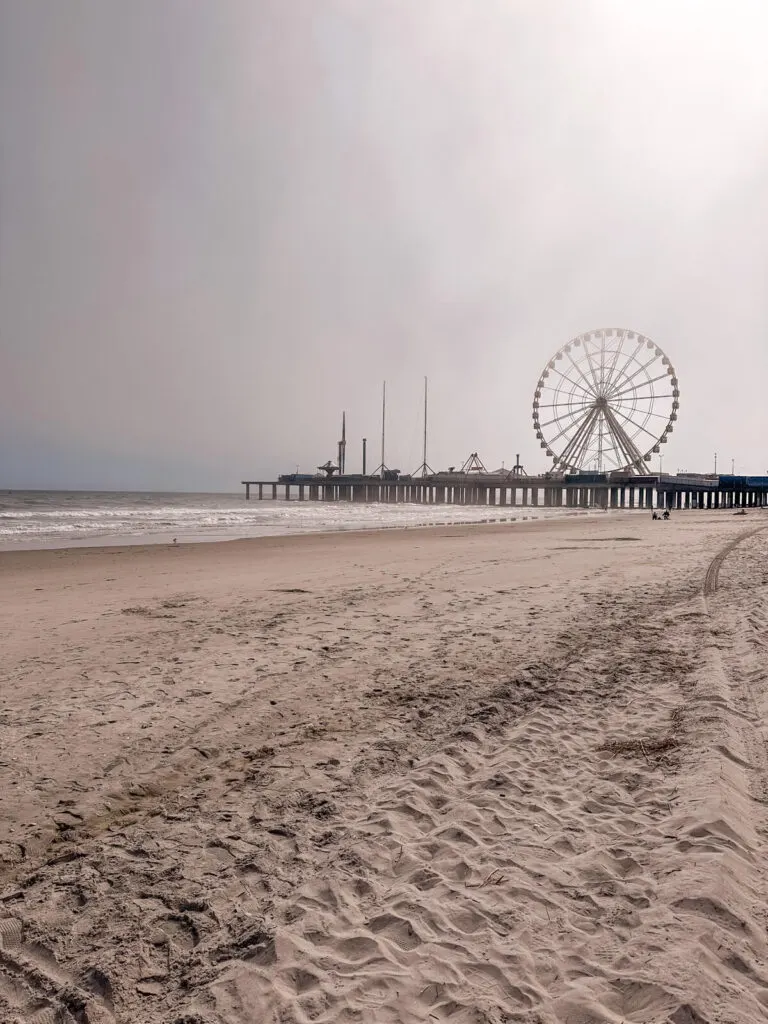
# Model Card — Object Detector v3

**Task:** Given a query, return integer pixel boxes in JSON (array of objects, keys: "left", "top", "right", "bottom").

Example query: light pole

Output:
[
  {"left": 731, "top": 458, "right": 735, "bottom": 475},
  {"left": 714, "top": 452, "right": 717, "bottom": 475}
]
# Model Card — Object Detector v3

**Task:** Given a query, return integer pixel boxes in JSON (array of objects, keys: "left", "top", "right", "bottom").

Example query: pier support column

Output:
[
  {"left": 272, "top": 483, "right": 277, "bottom": 500},
  {"left": 245, "top": 483, "right": 250, "bottom": 500}
]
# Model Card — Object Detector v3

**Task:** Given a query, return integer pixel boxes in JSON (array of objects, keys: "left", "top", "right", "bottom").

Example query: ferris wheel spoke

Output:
[
  {"left": 546, "top": 367, "right": 596, "bottom": 399},
  {"left": 539, "top": 406, "right": 594, "bottom": 431},
  {"left": 546, "top": 409, "right": 598, "bottom": 448},
  {"left": 535, "top": 399, "right": 595, "bottom": 410},
  {"left": 536, "top": 398, "right": 595, "bottom": 417},
  {"left": 557, "top": 407, "right": 601, "bottom": 468},
  {"left": 612, "top": 406, "right": 674, "bottom": 422},
  {"left": 607, "top": 358, "right": 667, "bottom": 398},
  {"left": 603, "top": 421, "right": 640, "bottom": 472},
  {"left": 609, "top": 371, "right": 672, "bottom": 400},
  {"left": 598, "top": 333, "right": 608, "bottom": 386},
  {"left": 564, "top": 349, "right": 600, "bottom": 397},
  {"left": 581, "top": 336, "right": 605, "bottom": 391},
  {"left": 545, "top": 412, "right": 591, "bottom": 447},
  {"left": 602, "top": 329, "right": 626, "bottom": 390},
  {"left": 600, "top": 416, "right": 628, "bottom": 471},
  {"left": 569, "top": 415, "right": 602, "bottom": 470},
  {"left": 613, "top": 393, "right": 674, "bottom": 404},
  {"left": 603, "top": 407, "right": 646, "bottom": 470},
  {"left": 610, "top": 406, "right": 663, "bottom": 443},
  {"left": 605, "top": 335, "right": 645, "bottom": 392}
]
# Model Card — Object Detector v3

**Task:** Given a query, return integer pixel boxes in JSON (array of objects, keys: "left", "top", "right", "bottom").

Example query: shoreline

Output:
[{"left": 0, "top": 504, "right": 606, "bottom": 556}]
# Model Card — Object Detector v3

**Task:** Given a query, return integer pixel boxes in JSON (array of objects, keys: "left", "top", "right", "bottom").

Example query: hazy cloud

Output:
[{"left": 2, "top": 0, "right": 766, "bottom": 489}]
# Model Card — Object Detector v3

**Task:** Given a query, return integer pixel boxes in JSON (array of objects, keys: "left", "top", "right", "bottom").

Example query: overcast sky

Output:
[{"left": 1, "top": 1, "right": 767, "bottom": 491}]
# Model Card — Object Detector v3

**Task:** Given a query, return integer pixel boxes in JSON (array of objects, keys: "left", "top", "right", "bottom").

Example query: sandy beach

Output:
[{"left": 1, "top": 511, "right": 767, "bottom": 1023}]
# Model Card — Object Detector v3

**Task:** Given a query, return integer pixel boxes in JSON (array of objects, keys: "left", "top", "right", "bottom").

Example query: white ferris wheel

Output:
[{"left": 532, "top": 328, "right": 679, "bottom": 474}]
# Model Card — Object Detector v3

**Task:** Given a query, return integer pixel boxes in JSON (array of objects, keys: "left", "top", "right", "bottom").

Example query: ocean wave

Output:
[{"left": 0, "top": 492, "right": 598, "bottom": 549}]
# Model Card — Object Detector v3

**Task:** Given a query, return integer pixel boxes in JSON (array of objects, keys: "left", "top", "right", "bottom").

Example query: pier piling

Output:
[{"left": 241, "top": 474, "right": 768, "bottom": 510}]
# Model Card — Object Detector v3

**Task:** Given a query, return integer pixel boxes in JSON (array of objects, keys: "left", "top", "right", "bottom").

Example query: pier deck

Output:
[{"left": 241, "top": 474, "right": 768, "bottom": 510}]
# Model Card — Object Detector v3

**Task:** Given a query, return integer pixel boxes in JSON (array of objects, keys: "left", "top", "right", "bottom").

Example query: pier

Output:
[{"left": 242, "top": 473, "right": 768, "bottom": 510}]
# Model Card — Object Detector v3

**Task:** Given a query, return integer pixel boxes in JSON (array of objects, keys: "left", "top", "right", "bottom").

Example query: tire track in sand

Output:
[{"left": 702, "top": 525, "right": 766, "bottom": 603}]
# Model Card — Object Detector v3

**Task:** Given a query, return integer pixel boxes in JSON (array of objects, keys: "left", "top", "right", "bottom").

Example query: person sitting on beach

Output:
[
  {"left": 662, "top": 508, "right": 670, "bottom": 520},
  {"left": 652, "top": 511, "right": 659, "bottom": 520}
]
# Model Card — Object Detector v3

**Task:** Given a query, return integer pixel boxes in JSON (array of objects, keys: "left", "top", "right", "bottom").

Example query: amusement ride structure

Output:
[{"left": 532, "top": 328, "right": 680, "bottom": 474}]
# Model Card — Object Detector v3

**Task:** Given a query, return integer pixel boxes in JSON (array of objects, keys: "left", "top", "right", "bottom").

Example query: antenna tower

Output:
[
  {"left": 412, "top": 376, "right": 434, "bottom": 477},
  {"left": 371, "top": 381, "right": 390, "bottom": 478}
]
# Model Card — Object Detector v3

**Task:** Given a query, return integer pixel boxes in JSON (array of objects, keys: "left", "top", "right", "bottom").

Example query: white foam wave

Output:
[{"left": 0, "top": 493, "right": 598, "bottom": 549}]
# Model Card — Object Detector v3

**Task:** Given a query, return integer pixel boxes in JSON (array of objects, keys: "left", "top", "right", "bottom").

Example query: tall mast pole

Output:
[
  {"left": 380, "top": 381, "right": 386, "bottom": 478},
  {"left": 422, "top": 376, "right": 428, "bottom": 477}
]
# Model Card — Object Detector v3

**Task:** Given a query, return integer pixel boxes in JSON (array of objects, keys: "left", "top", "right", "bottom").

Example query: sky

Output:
[{"left": 1, "top": 0, "right": 767, "bottom": 491}]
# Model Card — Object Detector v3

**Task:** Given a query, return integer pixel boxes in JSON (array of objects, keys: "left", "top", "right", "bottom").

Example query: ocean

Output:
[{"left": 0, "top": 490, "right": 593, "bottom": 550}]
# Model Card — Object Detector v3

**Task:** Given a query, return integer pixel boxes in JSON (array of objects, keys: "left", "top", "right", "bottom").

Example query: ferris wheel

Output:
[{"left": 532, "top": 328, "right": 679, "bottom": 474}]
